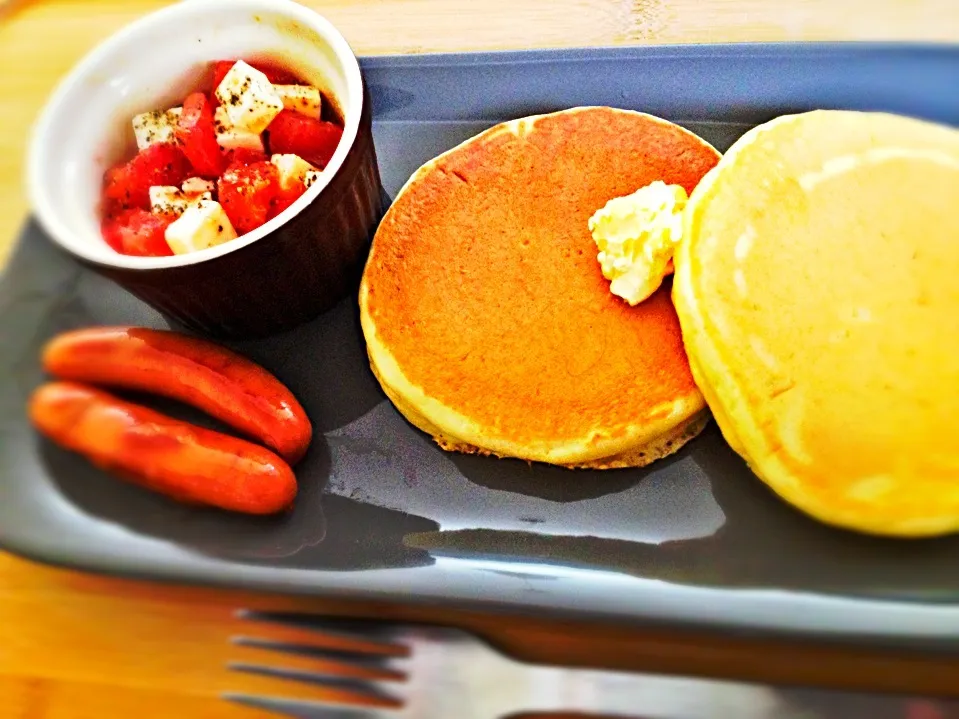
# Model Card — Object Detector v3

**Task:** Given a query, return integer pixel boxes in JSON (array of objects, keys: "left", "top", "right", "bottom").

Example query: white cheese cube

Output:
[
  {"left": 214, "top": 60, "right": 283, "bottom": 134},
  {"left": 164, "top": 200, "right": 238, "bottom": 254},
  {"left": 132, "top": 107, "right": 182, "bottom": 150},
  {"left": 273, "top": 85, "right": 321, "bottom": 118},
  {"left": 181, "top": 177, "right": 215, "bottom": 195},
  {"left": 149, "top": 185, "right": 213, "bottom": 218},
  {"left": 271, "top": 153, "right": 319, "bottom": 191},
  {"left": 214, "top": 106, "right": 265, "bottom": 153},
  {"left": 218, "top": 129, "right": 264, "bottom": 153}
]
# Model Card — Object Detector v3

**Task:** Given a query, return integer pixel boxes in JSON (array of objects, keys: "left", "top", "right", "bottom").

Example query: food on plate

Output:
[
  {"left": 32, "top": 324, "right": 312, "bottom": 513},
  {"left": 672, "top": 109, "right": 959, "bottom": 537},
  {"left": 589, "top": 180, "right": 688, "bottom": 305},
  {"left": 29, "top": 382, "right": 297, "bottom": 515},
  {"left": 359, "top": 107, "right": 720, "bottom": 468},
  {"left": 100, "top": 59, "right": 343, "bottom": 257},
  {"left": 41, "top": 326, "right": 312, "bottom": 464}
]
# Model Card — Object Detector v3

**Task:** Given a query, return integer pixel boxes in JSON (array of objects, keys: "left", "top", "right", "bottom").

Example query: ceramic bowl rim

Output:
[{"left": 26, "top": 0, "right": 364, "bottom": 272}]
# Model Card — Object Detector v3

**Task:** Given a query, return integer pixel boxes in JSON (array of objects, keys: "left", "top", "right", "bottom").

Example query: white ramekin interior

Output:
[{"left": 27, "top": 0, "right": 362, "bottom": 271}]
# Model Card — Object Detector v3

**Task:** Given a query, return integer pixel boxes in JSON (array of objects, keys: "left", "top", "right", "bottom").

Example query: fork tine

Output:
[
  {"left": 222, "top": 669, "right": 396, "bottom": 707},
  {"left": 237, "top": 609, "right": 409, "bottom": 656},
  {"left": 228, "top": 663, "right": 402, "bottom": 705},
  {"left": 232, "top": 638, "right": 406, "bottom": 678},
  {"left": 225, "top": 694, "right": 398, "bottom": 719},
  {"left": 237, "top": 611, "right": 410, "bottom": 653}
]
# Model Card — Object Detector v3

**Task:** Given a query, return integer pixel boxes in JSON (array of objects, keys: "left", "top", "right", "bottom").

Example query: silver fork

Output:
[{"left": 225, "top": 612, "right": 958, "bottom": 719}]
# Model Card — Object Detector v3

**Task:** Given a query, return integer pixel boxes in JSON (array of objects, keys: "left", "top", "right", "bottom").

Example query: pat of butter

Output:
[{"left": 587, "top": 180, "right": 688, "bottom": 305}]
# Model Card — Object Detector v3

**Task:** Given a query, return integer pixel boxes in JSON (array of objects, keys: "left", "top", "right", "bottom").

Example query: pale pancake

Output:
[
  {"left": 674, "top": 110, "right": 959, "bottom": 536},
  {"left": 360, "top": 107, "right": 720, "bottom": 468}
]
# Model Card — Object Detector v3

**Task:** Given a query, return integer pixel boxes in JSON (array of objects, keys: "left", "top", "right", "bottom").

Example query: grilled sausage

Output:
[
  {"left": 41, "top": 326, "right": 312, "bottom": 464},
  {"left": 29, "top": 382, "right": 298, "bottom": 514}
]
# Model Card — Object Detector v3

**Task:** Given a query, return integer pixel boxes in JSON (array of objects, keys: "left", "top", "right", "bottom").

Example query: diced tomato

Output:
[
  {"left": 224, "top": 147, "right": 269, "bottom": 170},
  {"left": 211, "top": 61, "right": 233, "bottom": 94},
  {"left": 269, "top": 179, "right": 309, "bottom": 219},
  {"left": 217, "top": 161, "right": 280, "bottom": 234},
  {"left": 176, "top": 92, "right": 225, "bottom": 178},
  {"left": 100, "top": 213, "right": 126, "bottom": 252},
  {"left": 101, "top": 209, "right": 174, "bottom": 257},
  {"left": 212, "top": 59, "right": 299, "bottom": 94},
  {"left": 102, "top": 143, "right": 191, "bottom": 211},
  {"left": 253, "top": 61, "right": 300, "bottom": 85},
  {"left": 102, "top": 164, "right": 134, "bottom": 217},
  {"left": 266, "top": 110, "right": 343, "bottom": 168}
]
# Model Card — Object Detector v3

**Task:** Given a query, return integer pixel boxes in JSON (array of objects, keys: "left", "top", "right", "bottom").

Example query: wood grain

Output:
[{"left": 1, "top": 1, "right": 958, "bottom": 717}]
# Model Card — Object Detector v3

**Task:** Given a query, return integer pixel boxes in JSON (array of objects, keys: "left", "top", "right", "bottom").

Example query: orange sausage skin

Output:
[
  {"left": 41, "top": 327, "right": 312, "bottom": 464},
  {"left": 29, "top": 382, "right": 298, "bottom": 514}
]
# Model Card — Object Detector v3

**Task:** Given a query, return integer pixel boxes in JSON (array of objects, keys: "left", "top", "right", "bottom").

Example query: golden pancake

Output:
[
  {"left": 360, "top": 107, "right": 721, "bottom": 468},
  {"left": 673, "top": 109, "right": 959, "bottom": 536}
]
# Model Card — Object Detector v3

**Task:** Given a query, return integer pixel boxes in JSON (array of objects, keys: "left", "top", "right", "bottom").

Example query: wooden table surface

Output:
[{"left": 2, "top": 1, "right": 958, "bottom": 717}]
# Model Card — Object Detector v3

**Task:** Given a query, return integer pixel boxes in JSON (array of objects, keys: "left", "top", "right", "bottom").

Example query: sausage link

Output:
[
  {"left": 41, "top": 326, "right": 312, "bottom": 464},
  {"left": 29, "top": 382, "right": 298, "bottom": 514}
]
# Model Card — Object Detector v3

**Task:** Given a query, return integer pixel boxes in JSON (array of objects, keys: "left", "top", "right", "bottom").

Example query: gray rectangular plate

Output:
[{"left": 3, "top": 43, "right": 959, "bottom": 649}]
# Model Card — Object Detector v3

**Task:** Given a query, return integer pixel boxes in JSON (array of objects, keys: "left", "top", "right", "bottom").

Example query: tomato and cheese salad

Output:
[{"left": 100, "top": 59, "right": 344, "bottom": 257}]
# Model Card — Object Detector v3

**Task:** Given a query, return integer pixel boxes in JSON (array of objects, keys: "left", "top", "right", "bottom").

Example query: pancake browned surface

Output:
[
  {"left": 360, "top": 107, "right": 720, "bottom": 468},
  {"left": 673, "top": 110, "right": 959, "bottom": 536}
]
